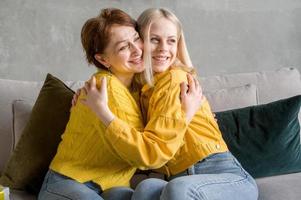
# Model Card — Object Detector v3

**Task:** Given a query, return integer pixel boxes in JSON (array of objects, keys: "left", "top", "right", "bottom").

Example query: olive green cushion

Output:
[
  {"left": 0, "top": 74, "right": 74, "bottom": 194},
  {"left": 216, "top": 95, "right": 301, "bottom": 178}
]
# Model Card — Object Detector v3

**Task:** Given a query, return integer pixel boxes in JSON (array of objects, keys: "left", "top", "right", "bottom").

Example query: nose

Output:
[
  {"left": 130, "top": 41, "right": 142, "bottom": 56},
  {"left": 158, "top": 41, "right": 168, "bottom": 52}
]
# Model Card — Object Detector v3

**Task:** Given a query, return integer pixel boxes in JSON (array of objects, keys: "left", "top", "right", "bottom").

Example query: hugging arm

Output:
[
  {"left": 75, "top": 74, "right": 202, "bottom": 170},
  {"left": 73, "top": 74, "right": 203, "bottom": 124}
]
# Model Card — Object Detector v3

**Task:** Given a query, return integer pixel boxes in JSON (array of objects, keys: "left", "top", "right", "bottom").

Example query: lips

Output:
[
  {"left": 153, "top": 55, "right": 169, "bottom": 61},
  {"left": 152, "top": 55, "right": 170, "bottom": 65},
  {"left": 129, "top": 57, "right": 142, "bottom": 64}
]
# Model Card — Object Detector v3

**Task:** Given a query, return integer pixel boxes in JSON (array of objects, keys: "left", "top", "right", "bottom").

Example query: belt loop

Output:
[{"left": 187, "top": 165, "right": 195, "bottom": 175}]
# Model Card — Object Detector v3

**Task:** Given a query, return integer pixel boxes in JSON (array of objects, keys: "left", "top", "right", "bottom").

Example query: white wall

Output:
[{"left": 0, "top": 0, "right": 300, "bottom": 81}]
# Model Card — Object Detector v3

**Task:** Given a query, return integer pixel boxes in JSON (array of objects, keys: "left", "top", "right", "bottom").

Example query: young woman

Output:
[
  {"left": 82, "top": 8, "right": 259, "bottom": 200},
  {"left": 38, "top": 8, "right": 200, "bottom": 200}
]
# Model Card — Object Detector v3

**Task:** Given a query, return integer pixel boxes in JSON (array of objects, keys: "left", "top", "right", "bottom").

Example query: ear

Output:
[{"left": 94, "top": 54, "right": 110, "bottom": 69}]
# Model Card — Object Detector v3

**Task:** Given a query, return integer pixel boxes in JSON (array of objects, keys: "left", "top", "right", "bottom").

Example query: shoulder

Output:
[
  {"left": 150, "top": 69, "right": 187, "bottom": 98},
  {"left": 93, "top": 71, "right": 138, "bottom": 110},
  {"left": 156, "top": 68, "right": 187, "bottom": 87},
  {"left": 169, "top": 68, "right": 187, "bottom": 84},
  {"left": 93, "top": 71, "right": 127, "bottom": 94},
  {"left": 93, "top": 71, "right": 114, "bottom": 88}
]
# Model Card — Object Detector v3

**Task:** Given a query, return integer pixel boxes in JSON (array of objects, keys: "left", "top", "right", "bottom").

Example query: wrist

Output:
[
  {"left": 184, "top": 109, "right": 192, "bottom": 124},
  {"left": 185, "top": 114, "right": 192, "bottom": 124},
  {"left": 96, "top": 106, "right": 115, "bottom": 127}
]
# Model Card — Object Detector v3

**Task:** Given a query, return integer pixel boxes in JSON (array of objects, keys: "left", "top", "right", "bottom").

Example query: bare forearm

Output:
[{"left": 94, "top": 106, "right": 115, "bottom": 127}]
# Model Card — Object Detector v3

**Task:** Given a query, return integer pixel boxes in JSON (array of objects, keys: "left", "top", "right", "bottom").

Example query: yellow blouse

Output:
[
  {"left": 104, "top": 69, "right": 188, "bottom": 170},
  {"left": 150, "top": 68, "right": 229, "bottom": 176},
  {"left": 50, "top": 70, "right": 144, "bottom": 190}
]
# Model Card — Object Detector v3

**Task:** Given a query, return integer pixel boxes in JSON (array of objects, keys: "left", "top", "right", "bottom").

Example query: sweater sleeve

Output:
[{"left": 104, "top": 70, "right": 188, "bottom": 170}]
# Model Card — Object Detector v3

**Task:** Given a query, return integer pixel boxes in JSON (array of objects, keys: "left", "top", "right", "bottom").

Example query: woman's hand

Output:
[
  {"left": 80, "top": 76, "right": 115, "bottom": 127},
  {"left": 71, "top": 89, "right": 81, "bottom": 109},
  {"left": 180, "top": 73, "right": 204, "bottom": 123}
]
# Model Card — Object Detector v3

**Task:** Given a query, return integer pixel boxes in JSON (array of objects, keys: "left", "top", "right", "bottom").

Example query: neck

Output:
[{"left": 114, "top": 73, "right": 134, "bottom": 88}]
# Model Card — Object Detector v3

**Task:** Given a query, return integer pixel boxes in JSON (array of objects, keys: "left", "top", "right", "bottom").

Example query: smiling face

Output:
[
  {"left": 149, "top": 17, "right": 178, "bottom": 73},
  {"left": 95, "top": 25, "right": 144, "bottom": 81}
]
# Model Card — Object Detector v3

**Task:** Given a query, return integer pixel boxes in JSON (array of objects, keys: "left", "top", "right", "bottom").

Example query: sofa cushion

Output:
[
  {"left": 216, "top": 95, "right": 301, "bottom": 178},
  {"left": 12, "top": 100, "right": 33, "bottom": 149},
  {"left": 0, "top": 79, "right": 43, "bottom": 173},
  {"left": 0, "top": 74, "right": 74, "bottom": 194},
  {"left": 205, "top": 84, "right": 258, "bottom": 112},
  {"left": 201, "top": 67, "right": 301, "bottom": 104},
  {"left": 256, "top": 173, "right": 301, "bottom": 200},
  {"left": 202, "top": 67, "right": 301, "bottom": 144}
]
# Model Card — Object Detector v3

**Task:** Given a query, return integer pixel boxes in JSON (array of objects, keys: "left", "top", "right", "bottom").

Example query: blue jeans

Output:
[
  {"left": 38, "top": 170, "right": 133, "bottom": 200},
  {"left": 132, "top": 152, "right": 258, "bottom": 200}
]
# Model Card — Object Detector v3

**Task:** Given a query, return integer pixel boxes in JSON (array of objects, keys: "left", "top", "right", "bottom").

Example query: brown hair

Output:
[{"left": 81, "top": 8, "right": 137, "bottom": 69}]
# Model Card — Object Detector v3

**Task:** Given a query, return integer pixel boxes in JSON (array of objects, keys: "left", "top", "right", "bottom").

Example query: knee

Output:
[
  {"left": 161, "top": 179, "right": 186, "bottom": 200},
  {"left": 132, "top": 178, "right": 167, "bottom": 200},
  {"left": 161, "top": 177, "right": 200, "bottom": 200}
]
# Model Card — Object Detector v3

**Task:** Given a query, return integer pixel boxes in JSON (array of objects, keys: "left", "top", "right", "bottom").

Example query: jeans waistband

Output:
[
  {"left": 49, "top": 170, "right": 102, "bottom": 194},
  {"left": 167, "top": 165, "right": 195, "bottom": 181},
  {"left": 168, "top": 152, "right": 233, "bottom": 180}
]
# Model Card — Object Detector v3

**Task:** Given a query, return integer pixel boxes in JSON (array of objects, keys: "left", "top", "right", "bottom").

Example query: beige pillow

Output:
[
  {"left": 204, "top": 84, "right": 258, "bottom": 112},
  {"left": 0, "top": 79, "right": 43, "bottom": 173},
  {"left": 12, "top": 100, "right": 33, "bottom": 149},
  {"left": 201, "top": 67, "right": 301, "bottom": 104}
]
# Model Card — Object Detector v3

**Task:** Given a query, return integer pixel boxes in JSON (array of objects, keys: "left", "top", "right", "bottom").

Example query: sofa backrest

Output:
[
  {"left": 201, "top": 67, "right": 301, "bottom": 105},
  {"left": 0, "top": 67, "right": 300, "bottom": 174}
]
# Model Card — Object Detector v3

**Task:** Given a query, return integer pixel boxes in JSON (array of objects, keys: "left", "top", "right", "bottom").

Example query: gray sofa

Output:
[{"left": 0, "top": 67, "right": 301, "bottom": 200}]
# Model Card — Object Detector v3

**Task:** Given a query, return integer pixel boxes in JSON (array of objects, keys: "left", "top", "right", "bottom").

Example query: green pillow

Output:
[
  {"left": 0, "top": 74, "right": 74, "bottom": 194},
  {"left": 216, "top": 95, "right": 301, "bottom": 178}
]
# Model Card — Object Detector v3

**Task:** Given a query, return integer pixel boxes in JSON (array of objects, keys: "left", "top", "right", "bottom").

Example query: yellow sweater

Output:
[
  {"left": 50, "top": 70, "right": 144, "bottom": 190},
  {"left": 152, "top": 69, "right": 229, "bottom": 176},
  {"left": 105, "top": 69, "right": 188, "bottom": 170}
]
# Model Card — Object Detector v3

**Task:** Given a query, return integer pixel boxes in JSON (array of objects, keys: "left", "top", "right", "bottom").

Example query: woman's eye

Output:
[
  {"left": 150, "top": 38, "right": 159, "bottom": 43},
  {"left": 169, "top": 39, "right": 176, "bottom": 43},
  {"left": 134, "top": 37, "right": 140, "bottom": 42},
  {"left": 119, "top": 44, "right": 129, "bottom": 51}
]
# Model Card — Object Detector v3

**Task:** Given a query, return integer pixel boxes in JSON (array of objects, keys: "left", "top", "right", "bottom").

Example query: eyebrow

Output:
[
  {"left": 114, "top": 32, "right": 139, "bottom": 48},
  {"left": 150, "top": 34, "right": 177, "bottom": 38}
]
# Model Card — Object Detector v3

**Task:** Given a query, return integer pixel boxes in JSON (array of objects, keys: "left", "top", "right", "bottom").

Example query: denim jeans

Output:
[
  {"left": 38, "top": 170, "right": 133, "bottom": 200},
  {"left": 132, "top": 152, "right": 258, "bottom": 200}
]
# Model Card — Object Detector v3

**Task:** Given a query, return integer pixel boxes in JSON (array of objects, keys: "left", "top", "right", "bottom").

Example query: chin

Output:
[
  {"left": 136, "top": 67, "right": 145, "bottom": 73},
  {"left": 153, "top": 65, "right": 170, "bottom": 73},
  {"left": 131, "top": 64, "right": 144, "bottom": 73}
]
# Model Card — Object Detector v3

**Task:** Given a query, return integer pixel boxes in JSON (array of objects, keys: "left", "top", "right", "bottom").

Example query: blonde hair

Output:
[{"left": 137, "top": 8, "right": 194, "bottom": 86}]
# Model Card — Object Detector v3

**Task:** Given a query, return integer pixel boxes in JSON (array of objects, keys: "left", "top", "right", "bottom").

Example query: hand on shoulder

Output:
[
  {"left": 80, "top": 76, "right": 115, "bottom": 126},
  {"left": 180, "top": 73, "right": 204, "bottom": 123}
]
